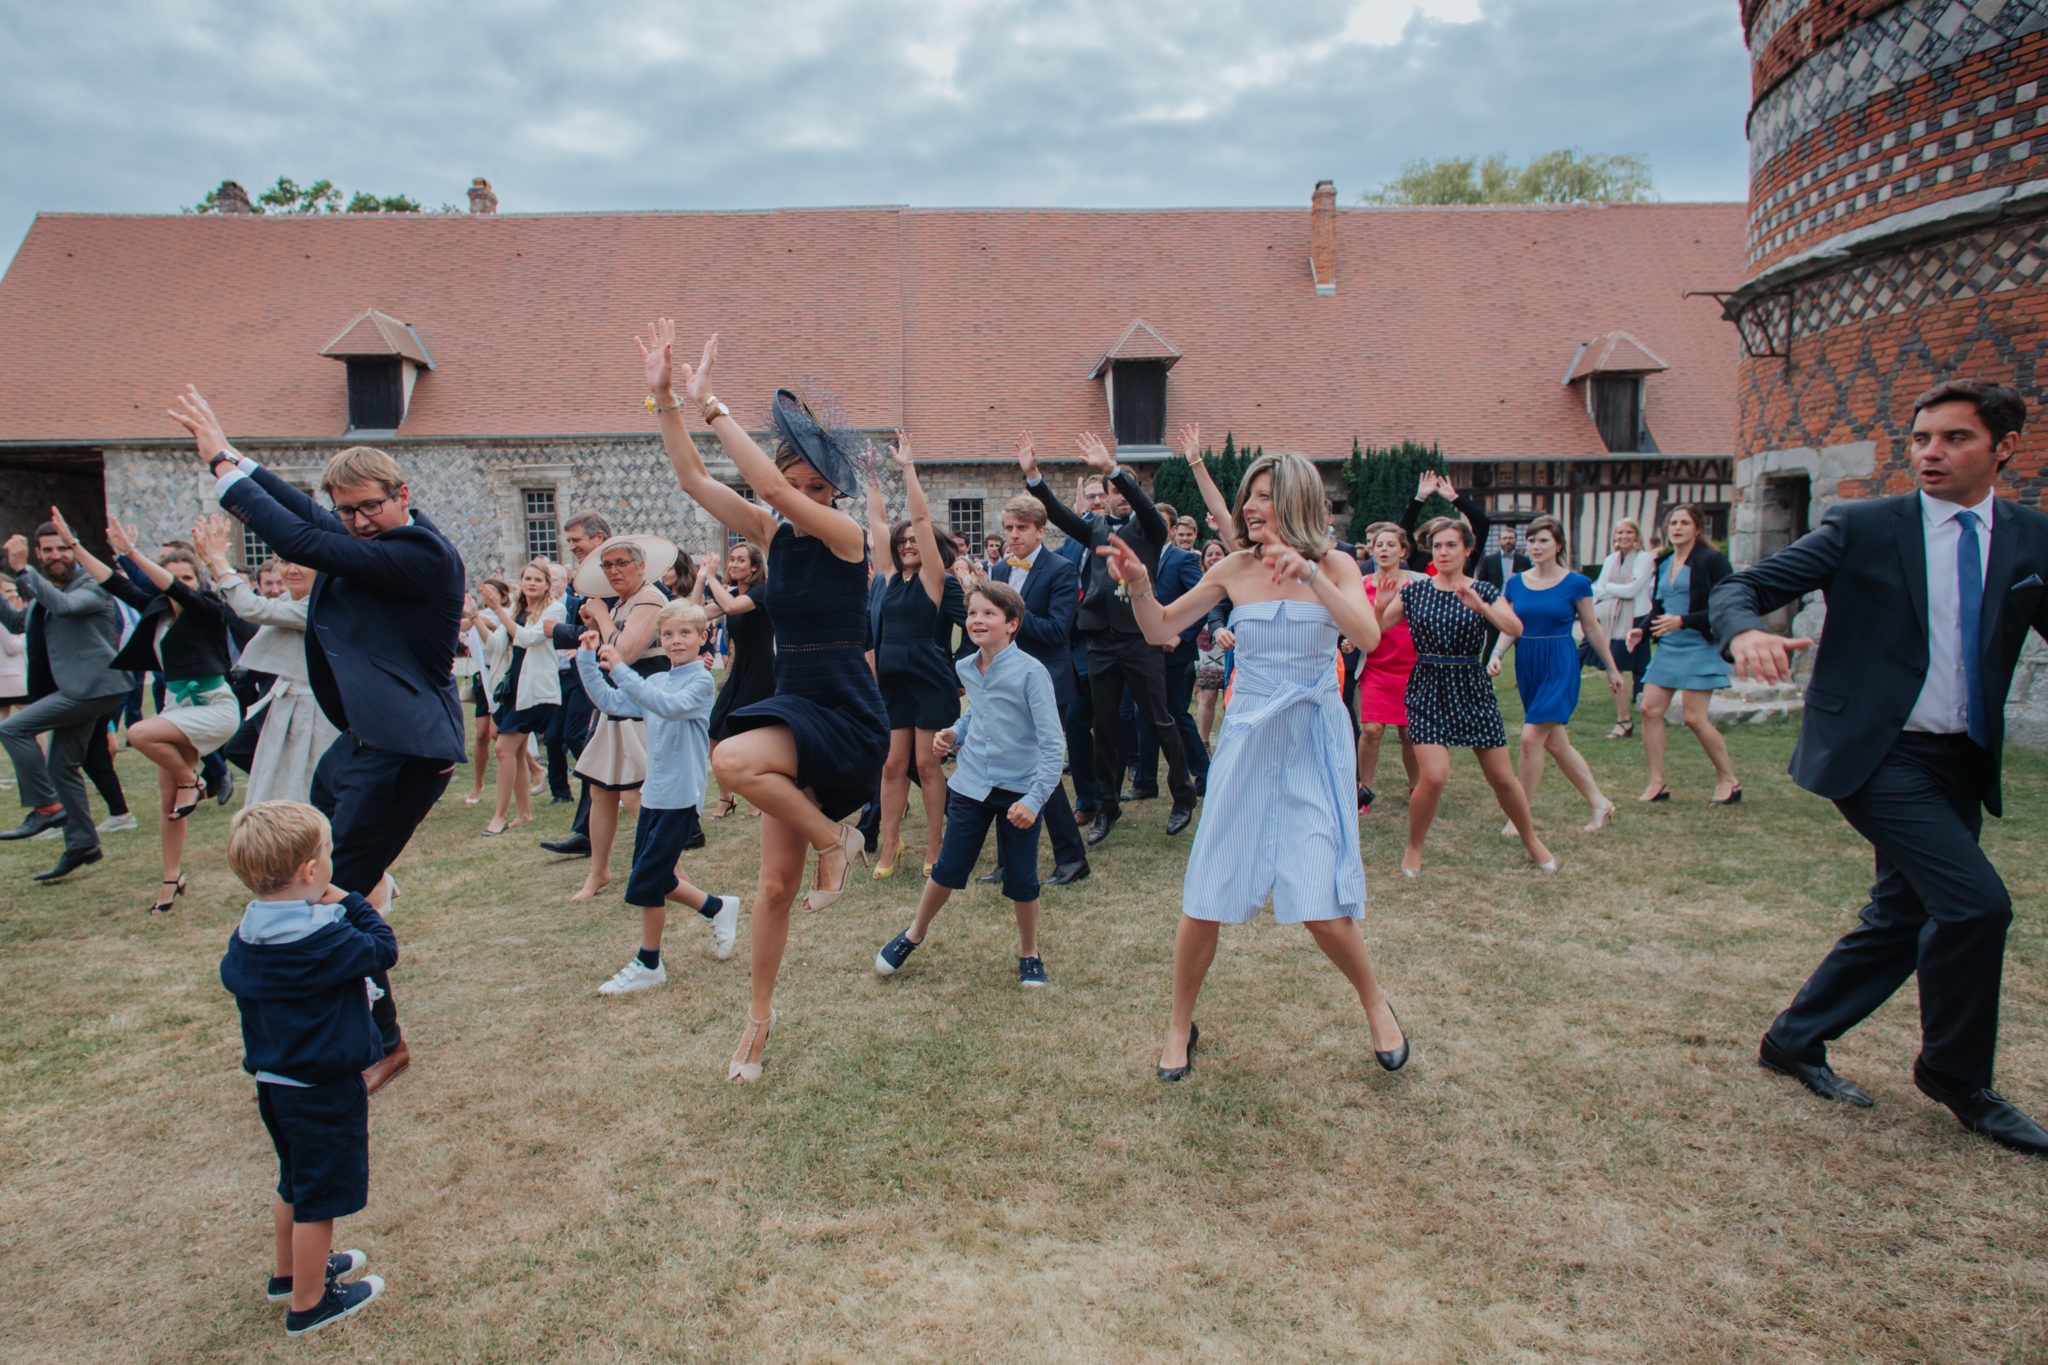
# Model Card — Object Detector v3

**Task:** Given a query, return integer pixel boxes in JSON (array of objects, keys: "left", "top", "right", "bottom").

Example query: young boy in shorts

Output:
[
  {"left": 874, "top": 581, "right": 1065, "bottom": 986},
  {"left": 577, "top": 598, "right": 738, "bottom": 994},
  {"left": 218, "top": 801, "right": 392, "bottom": 1336}
]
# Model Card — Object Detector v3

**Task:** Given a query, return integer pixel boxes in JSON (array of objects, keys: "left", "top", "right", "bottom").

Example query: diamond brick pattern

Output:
[{"left": 1784, "top": 216, "right": 2048, "bottom": 336}]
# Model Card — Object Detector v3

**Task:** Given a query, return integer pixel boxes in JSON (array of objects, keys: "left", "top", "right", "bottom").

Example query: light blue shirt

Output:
[
  {"left": 576, "top": 652, "right": 715, "bottom": 811},
  {"left": 947, "top": 643, "right": 1065, "bottom": 815}
]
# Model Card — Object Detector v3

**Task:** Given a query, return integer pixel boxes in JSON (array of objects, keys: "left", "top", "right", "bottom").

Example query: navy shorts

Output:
[
  {"left": 623, "top": 805, "right": 702, "bottom": 907},
  {"left": 929, "top": 786, "right": 1041, "bottom": 902},
  {"left": 258, "top": 1077, "right": 370, "bottom": 1223}
]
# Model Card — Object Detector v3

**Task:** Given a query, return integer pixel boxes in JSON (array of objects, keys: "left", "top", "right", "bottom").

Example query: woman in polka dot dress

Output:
[{"left": 1378, "top": 518, "right": 1557, "bottom": 877}]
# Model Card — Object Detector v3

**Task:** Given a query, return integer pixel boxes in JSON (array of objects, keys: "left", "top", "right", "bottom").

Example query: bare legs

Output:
[
  {"left": 1158, "top": 914, "right": 1402, "bottom": 1071},
  {"left": 1356, "top": 721, "right": 1419, "bottom": 793},
  {"left": 126, "top": 717, "right": 199, "bottom": 900},
  {"left": 902, "top": 878, "right": 1040, "bottom": 959},
  {"left": 877, "top": 728, "right": 913, "bottom": 870},
  {"left": 486, "top": 731, "right": 534, "bottom": 833},
  {"left": 572, "top": 787, "right": 640, "bottom": 901},
  {"left": 1196, "top": 687, "right": 1221, "bottom": 748},
  {"left": 1506, "top": 722, "right": 1613, "bottom": 834},
  {"left": 1640, "top": 686, "right": 1737, "bottom": 800},
  {"left": 466, "top": 713, "right": 494, "bottom": 802},
  {"left": 272, "top": 1196, "right": 336, "bottom": 1313},
  {"left": 1405, "top": 742, "right": 1554, "bottom": 874},
  {"left": 878, "top": 726, "right": 949, "bottom": 869}
]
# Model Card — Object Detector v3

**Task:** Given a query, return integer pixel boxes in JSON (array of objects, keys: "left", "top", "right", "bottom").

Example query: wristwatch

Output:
[{"left": 701, "top": 395, "right": 731, "bottom": 424}]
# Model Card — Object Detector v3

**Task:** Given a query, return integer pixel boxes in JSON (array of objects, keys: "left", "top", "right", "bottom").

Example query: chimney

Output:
[
  {"left": 1309, "top": 180, "right": 1337, "bottom": 296},
  {"left": 215, "top": 180, "right": 255, "bottom": 216},
  {"left": 467, "top": 178, "right": 498, "bottom": 215}
]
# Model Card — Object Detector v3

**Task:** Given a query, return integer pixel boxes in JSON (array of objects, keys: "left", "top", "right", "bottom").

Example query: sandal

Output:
[
  {"left": 804, "top": 824, "right": 868, "bottom": 911},
  {"left": 727, "top": 1009, "right": 776, "bottom": 1083},
  {"left": 708, "top": 796, "right": 741, "bottom": 820},
  {"left": 1606, "top": 720, "right": 1634, "bottom": 739},
  {"left": 167, "top": 779, "right": 206, "bottom": 822},
  {"left": 148, "top": 874, "right": 186, "bottom": 915}
]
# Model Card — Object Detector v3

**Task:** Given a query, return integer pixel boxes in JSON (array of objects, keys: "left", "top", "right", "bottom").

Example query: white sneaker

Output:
[
  {"left": 708, "top": 894, "right": 740, "bottom": 960},
  {"left": 31, "top": 825, "right": 61, "bottom": 840},
  {"left": 597, "top": 959, "right": 666, "bottom": 995},
  {"left": 97, "top": 812, "right": 139, "bottom": 833}
]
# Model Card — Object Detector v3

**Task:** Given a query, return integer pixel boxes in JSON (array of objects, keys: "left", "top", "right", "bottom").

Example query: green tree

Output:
[
  {"left": 1363, "top": 149, "right": 1654, "bottom": 206},
  {"left": 186, "top": 177, "right": 424, "bottom": 215},
  {"left": 1343, "top": 440, "right": 1451, "bottom": 543},
  {"left": 346, "top": 191, "right": 424, "bottom": 214}
]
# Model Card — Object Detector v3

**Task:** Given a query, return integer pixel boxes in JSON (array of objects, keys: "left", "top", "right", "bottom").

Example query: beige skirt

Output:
[
  {"left": 574, "top": 714, "right": 648, "bottom": 791},
  {"left": 162, "top": 685, "right": 242, "bottom": 757}
]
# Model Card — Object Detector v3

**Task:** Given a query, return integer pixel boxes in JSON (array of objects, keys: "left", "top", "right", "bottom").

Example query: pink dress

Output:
[{"left": 1358, "top": 578, "right": 1417, "bottom": 725}]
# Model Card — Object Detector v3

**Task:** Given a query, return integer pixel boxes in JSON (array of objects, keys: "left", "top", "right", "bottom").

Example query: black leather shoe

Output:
[
  {"left": 1758, "top": 1034, "right": 1874, "bottom": 1107},
  {"left": 682, "top": 832, "right": 706, "bottom": 851},
  {"left": 1375, "top": 1005, "right": 1409, "bottom": 1072},
  {"left": 1165, "top": 804, "right": 1194, "bottom": 836},
  {"left": 1158, "top": 1023, "right": 1199, "bottom": 1083},
  {"left": 540, "top": 833, "right": 591, "bottom": 856},
  {"left": 1119, "top": 786, "right": 1158, "bottom": 802},
  {"left": 1073, "top": 805, "right": 1097, "bottom": 822},
  {"left": 0, "top": 809, "right": 67, "bottom": 842},
  {"left": 1086, "top": 809, "right": 1120, "bottom": 846},
  {"left": 1046, "top": 859, "right": 1090, "bottom": 886},
  {"left": 214, "top": 768, "right": 235, "bottom": 806},
  {"left": 33, "top": 845, "right": 103, "bottom": 882},
  {"left": 975, "top": 866, "right": 1003, "bottom": 885},
  {"left": 1915, "top": 1058, "right": 2048, "bottom": 1156}
]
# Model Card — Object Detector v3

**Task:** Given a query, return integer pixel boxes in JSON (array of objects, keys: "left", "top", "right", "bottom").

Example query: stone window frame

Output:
[
  {"left": 946, "top": 490, "right": 989, "bottom": 553},
  {"left": 490, "top": 463, "right": 577, "bottom": 572}
]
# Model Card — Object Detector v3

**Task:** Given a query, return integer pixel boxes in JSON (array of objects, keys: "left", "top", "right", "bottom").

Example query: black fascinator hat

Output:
[{"left": 771, "top": 388, "right": 863, "bottom": 496}]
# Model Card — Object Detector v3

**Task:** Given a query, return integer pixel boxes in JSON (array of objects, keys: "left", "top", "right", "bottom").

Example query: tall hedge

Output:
[
  {"left": 1151, "top": 432, "right": 1257, "bottom": 543},
  {"left": 1341, "top": 439, "right": 1453, "bottom": 544}
]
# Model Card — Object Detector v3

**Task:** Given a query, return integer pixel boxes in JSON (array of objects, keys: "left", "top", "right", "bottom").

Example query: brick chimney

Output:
[
  {"left": 1309, "top": 180, "right": 1337, "bottom": 295},
  {"left": 214, "top": 180, "right": 255, "bottom": 216},
  {"left": 467, "top": 178, "right": 498, "bottom": 215}
]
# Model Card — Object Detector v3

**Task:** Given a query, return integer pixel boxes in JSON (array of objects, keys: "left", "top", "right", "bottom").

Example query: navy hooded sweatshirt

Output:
[{"left": 219, "top": 893, "right": 398, "bottom": 1085}]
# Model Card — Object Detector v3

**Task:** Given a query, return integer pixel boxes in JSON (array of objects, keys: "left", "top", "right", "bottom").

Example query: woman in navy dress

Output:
[
  {"left": 1378, "top": 518, "right": 1556, "bottom": 877},
  {"left": 698, "top": 541, "right": 772, "bottom": 818},
  {"left": 644, "top": 321, "right": 888, "bottom": 1083},
  {"left": 862, "top": 439, "right": 966, "bottom": 878},
  {"left": 1486, "top": 515, "right": 1626, "bottom": 836}
]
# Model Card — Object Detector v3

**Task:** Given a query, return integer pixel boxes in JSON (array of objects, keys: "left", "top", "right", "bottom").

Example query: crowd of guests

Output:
[{"left": 17, "top": 352, "right": 2048, "bottom": 1340}]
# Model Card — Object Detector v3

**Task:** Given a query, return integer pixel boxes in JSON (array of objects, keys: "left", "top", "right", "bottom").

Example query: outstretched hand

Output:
[
  {"left": 1075, "top": 432, "right": 1116, "bottom": 475},
  {"left": 1014, "top": 430, "right": 1039, "bottom": 482},
  {"left": 1261, "top": 542, "right": 1317, "bottom": 586},
  {"left": 3, "top": 535, "right": 26, "bottom": 572},
  {"left": 1176, "top": 422, "right": 1202, "bottom": 463},
  {"left": 1098, "top": 534, "right": 1148, "bottom": 592},
  {"left": 1728, "top": 628, "right": 1814, "bottom": 685},
  {"left": 638, "top": 318, "right": 676, "bottom": 396},
  {"left": 677, "top": 333, "right": 718, "bottom": 403},
  {"left": 167, "top": 386, "right": 231, "bottom": 465},
  {"left": 48, "top": 506, "right": 79, "bottom": 549},
  {"left": 191, "top": 513, "right": 233, "bottom": 566},
  {"left": 889, "top": 429, "right": 915, "bottom": 469},
  {"left": 104, "top": 516, "right": 139, "bottom": 558}
]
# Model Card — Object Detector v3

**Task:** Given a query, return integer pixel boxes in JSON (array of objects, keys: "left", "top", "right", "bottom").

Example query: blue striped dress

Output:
[{"left": 1183, "top": 599, "right": 1365, "bottom": 924}]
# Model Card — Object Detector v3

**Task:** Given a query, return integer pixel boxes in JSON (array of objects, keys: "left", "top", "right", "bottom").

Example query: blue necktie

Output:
[{"left": 1956, "top": 509, "right": 1989, "bottom": 747}]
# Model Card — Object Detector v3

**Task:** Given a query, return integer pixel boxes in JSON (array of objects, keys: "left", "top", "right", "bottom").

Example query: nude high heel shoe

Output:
[
  {"left": 727, "top": 1010, "right": 776, "bottom": 1083},
  {"left": 803, "top": 823, "right": 867, "bottom": 912}
]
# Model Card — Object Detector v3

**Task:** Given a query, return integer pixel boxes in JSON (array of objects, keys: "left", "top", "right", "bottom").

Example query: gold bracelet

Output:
[
  {"left": 1186, "top": 458, "right": 1204, "bottom": 469},
  {"left": 646, "top": 394, "right": 684, "bottom": 413},
  {"left": 701, "top": 394, "right": 731, "bottom": 423}
]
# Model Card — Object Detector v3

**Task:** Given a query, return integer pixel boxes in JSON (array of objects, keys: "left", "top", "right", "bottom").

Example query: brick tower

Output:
[{"left": 1723, "top": 0, "right": 2048, "bottom": 575}]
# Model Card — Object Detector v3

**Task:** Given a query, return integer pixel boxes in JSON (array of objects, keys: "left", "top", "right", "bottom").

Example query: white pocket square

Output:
[{"left": 2012, "top": 574, "right": 2044, "bottom": 591}]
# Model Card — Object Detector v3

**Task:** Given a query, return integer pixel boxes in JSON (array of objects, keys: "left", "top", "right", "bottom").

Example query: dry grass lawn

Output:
[{"left": 3, "top": 679, "right": 2047, "bottom": 1362}]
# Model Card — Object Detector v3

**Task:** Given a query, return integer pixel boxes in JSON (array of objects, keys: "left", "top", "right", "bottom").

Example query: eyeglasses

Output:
[
  {"left": 600, "top": 558, "right": 637, "bottom": 572},
  {"left": 332, "top": 493, "right": 396, "bottom": 522}
]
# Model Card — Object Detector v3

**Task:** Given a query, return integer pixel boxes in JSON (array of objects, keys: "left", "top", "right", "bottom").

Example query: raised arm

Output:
[
  {"left": 863, "top": 453, "right": 892, "bottom": 574},
  {"left": 1176, "top": 424, "right": 1239, "bottom": 552},
  {"left": 1098, "top": 535, "right": 1233, "bottom": 646},
  {"left": 1080, "top": 433, "right": 1167, "bottom": 550},
  {"left": 1018, "top": 431, "right": 1092, "bottom": 544},
  {"left": 47, "top": 507, "right": 124, "bottom": 592},
  {"left": 889, "top": 432, "right": 948, "bottom": 608},
  {"left": 1711, "top": 517, "right": 1841, "bottom": 682},
  {"left": 574, "top": 646, "right": 643, "bottom": 720},
  {"left": 641, "top": 321, "right": 779, "bottom": 548}
]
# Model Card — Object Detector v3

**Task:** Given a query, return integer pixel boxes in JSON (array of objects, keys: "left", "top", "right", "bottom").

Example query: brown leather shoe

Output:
[{"left": 362, "top": 1040, "right": 410, "bottom": 1095}]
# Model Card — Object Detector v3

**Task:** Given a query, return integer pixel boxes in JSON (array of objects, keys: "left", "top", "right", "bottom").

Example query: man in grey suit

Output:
[{"left": 0, "top": 521, "right": 132, "bottom": 880}]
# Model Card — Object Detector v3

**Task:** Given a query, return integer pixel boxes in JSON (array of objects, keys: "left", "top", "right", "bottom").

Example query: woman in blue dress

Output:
[
  {"left": 1487, "top": 515, "right": 1627, "bottom": 836},
  {"left": 1101, "top": 451, "right": 1407, "bottom": 1084},
  {"left": 1629, "top": 504, "right": 1742, "bottom": 805},
  {"left": 644, "top": 321, "right": 889, "bottom": 1083}
]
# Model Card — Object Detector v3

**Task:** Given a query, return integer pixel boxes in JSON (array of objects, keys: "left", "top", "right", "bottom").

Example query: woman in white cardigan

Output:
[
  {"left": 1590, "top": 518, "right": 1656, "bottom": 739},
  {"left": 193, "top": 516, "right": 340, "bottom": 805},
  {"left": 480, "top": 561, "right": 567, "bottom": 835}
]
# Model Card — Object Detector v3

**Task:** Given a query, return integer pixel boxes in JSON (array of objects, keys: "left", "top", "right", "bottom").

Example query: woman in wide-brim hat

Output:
[
  {"left": 640, "top": 320, "right": 889, "bottom": 1083},
  {"left": 568, "top": 531, "right": 676, "bottom": 903}
]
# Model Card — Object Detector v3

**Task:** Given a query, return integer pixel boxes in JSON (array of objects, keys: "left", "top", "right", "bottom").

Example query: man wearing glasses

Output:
[{"left": 170, "top": 387, "right": 467, "bottom": 1096}]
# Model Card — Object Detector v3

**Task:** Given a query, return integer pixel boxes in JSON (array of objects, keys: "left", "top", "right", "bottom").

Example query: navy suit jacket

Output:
[
  {"left": 220, "top": 467, "right": 468, "bottom": 764},
  {"left": 1153, "top": 545, "right": 1205, "bottom": 664},
  {"left": 991, "top": 549, "right": 1080, "bottom": 706}
]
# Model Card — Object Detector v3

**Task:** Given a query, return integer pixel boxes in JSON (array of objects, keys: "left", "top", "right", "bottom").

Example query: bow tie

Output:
[{"left": 1006, "top": 556, "right": 1031, "bottom": 569}]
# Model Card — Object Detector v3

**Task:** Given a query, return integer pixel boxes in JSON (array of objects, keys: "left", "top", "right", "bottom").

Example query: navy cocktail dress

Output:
[{"left": 1503, "top": 571, "right": 1593, "bottom": 724}]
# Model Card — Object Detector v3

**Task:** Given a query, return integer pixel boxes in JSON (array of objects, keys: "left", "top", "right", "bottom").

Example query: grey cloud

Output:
[{"left": 0, "top": 0, "right": 1749, "bottom": 261}]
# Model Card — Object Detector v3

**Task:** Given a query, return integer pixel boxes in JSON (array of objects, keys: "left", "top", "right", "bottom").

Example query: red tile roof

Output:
[
  {"left": 321, "top": 308, "right": 434, "bottom": 367},
  {"left": 1565, "top": 330, "right": 1671, "bottom": 382},
  {"left": 0, "top": 201, "right": 1745, "bottom": 459},
  {"left": 1089, "top": 318, "right": 1183, "bottom": 378}
]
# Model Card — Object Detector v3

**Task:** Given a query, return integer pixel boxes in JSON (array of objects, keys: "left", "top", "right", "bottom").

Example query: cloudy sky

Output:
[{"left": 0, "top": 0, "right": 1750, "bottom": 259}]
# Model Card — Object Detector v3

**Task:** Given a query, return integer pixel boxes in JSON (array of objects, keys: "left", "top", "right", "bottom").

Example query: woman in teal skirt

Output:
[{"left": 1631, "top": 505, "right": 1742, "bottom": 805}]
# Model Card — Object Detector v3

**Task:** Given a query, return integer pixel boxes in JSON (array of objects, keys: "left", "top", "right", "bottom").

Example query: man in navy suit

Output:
[
  {"left": 1049, "top": 473, "right": 1104, "bottom": 817},
  {"left": 538, "top": 512, "right": 613, "bottom": 856},
  {"left": 1122, "top": 519, "right": 1211, "bottom": 799},
  {"left": 173, "top": 387, "right": 466, "bottom": 1096},
  {"left": 977, "top": 495, "right": 1089, "bottom": 886},
  {"left": 1714, "top": 379, "right": 2048, "bottom": 1157}
]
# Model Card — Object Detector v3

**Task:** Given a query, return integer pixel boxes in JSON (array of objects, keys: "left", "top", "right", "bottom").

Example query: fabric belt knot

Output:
[{"left": 1225, "top": 675, "right": 1337, "bottom": 729}]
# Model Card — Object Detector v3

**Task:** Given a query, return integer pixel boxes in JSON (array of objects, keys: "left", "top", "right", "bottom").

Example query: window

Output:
[
  {"left": 240, "top": 524, "right": 270, "bottom": 571},
  {"left": 948, "top": 498, "right": 984, "bottom": 549},
  {"left": 523, "top": 489, "right": 559, "bottom": 561},
  {"left": 343, "top": 357, "right": 404, "bottom": 431},
  {"left": 727, "top": 485, "right": 758, "bottom": 547},
  {"left": 1109, "top": 360, "right": 1168, "bottom": 446},
  {"left": 1590, "top": 375, "right": 1644, "bottom": 453}
]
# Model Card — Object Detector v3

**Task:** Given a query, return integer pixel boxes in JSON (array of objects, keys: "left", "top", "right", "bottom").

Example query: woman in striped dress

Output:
[{"left": 1101, "top": 451, "right": 1408, "bottom": 1084}]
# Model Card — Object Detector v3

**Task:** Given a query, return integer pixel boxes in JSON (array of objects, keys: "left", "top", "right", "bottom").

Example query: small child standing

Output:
[
  {"left": 874, "top": 581, "right": 1065, "bottom": 986},
  {"left": 578, "top": 599, "right": 739, "bottom": 994},
  {"left": 217, "top": 801, "right": 392, "bottom": 1338}
]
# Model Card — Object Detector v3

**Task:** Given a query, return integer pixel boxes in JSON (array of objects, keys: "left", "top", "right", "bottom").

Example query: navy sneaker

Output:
[
  {"left": 266, "top": 1249, "right": 366, "bottom": 1301},
  {"left": 283, "top": 1274, "right": 384, "bottom": 1336},
  {"left": 875, "top": 932, "right": 920, "bottom": 975},
  {"left": 1018, "top": 956, "right": 1048, "bottom": 987}
]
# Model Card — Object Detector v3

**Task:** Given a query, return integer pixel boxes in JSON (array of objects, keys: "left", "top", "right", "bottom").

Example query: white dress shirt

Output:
[
  {"left": 1005, "top": 543, "right": 1042, "bottom": 598},
  {"left": 1905, "top": 488, "right": 1996, "bottom": 735}
]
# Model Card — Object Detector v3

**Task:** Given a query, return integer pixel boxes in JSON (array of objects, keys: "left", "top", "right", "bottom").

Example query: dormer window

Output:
[
  {"left": 320, "top": 308, "right": 434, "bottom": 433},
  {"left": 1089, "top": 319, "right": 1181, "bottom": 448},
  {"left": 1564, "top": 331, "right": 1668, "bottom": 454}
]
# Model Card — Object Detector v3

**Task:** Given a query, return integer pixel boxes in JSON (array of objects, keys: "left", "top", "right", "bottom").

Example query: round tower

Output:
[{"left": 1725, "top": 0, "right": 2048, "bottom": 572}]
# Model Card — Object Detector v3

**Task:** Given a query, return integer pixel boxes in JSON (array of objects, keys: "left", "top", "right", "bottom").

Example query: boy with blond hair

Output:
[
  {"left": 217, "top": 801, "right": 393, "bottom": 1336},
  {"left": 577, "top": 597, "right": 739, "bottom": 994}
]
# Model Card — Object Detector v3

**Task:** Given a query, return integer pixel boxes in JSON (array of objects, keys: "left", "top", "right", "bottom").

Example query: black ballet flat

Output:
[
  {"left": 1710, "top": 785, "right": 1743, "bottom": 806},
  {"left": 1158, "top": 1023, "right": 1199, "bottom": 1083},
  {"left": 1375, "top": 1006, "right": 1409, "bottom": 1073}
]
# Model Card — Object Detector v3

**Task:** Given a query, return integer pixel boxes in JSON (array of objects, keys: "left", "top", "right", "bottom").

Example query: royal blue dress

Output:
[
  {"left": 725, "top": 522, "right": 890, "bottom": 821},
  {"left": 1503, "top": 571, "right": 1593, "bottom": 724}
]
